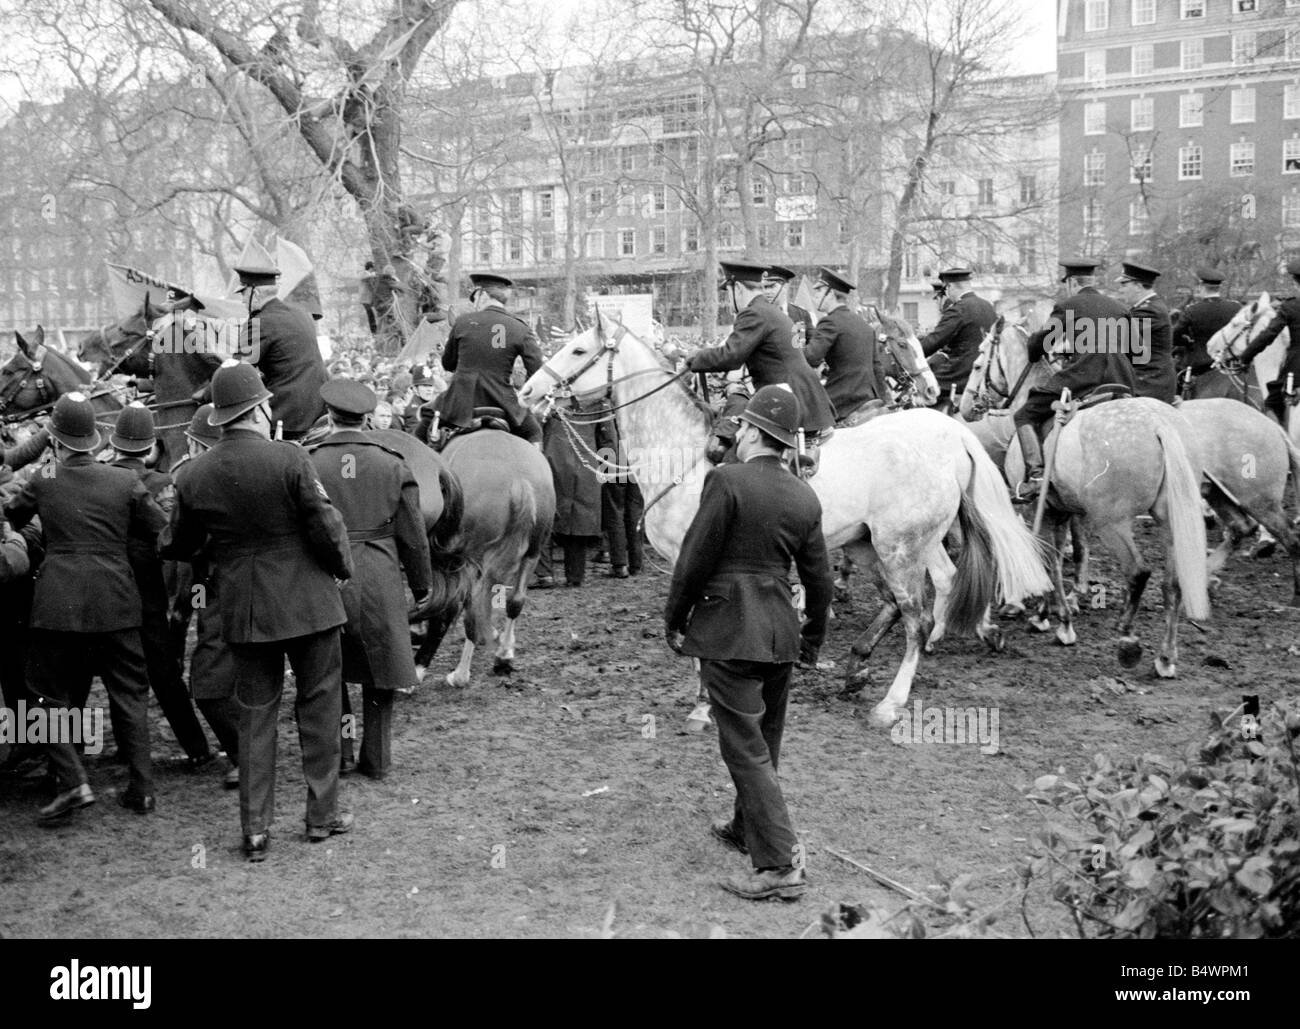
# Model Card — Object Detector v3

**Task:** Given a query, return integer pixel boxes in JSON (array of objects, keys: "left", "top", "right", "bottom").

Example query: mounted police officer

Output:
[
  {"left": 1240, "top": 257, "right": 1300, "bottom": 425},
  {"left": 1116, "top": 260, "right": 1176, "bottom": 404},
  {"left": 110, "top": 402, "right": 215, "bottom": 771},
  {"left": 920, "top": 266, "right": 997, "bottom": 409},
  {"left": 802, "top": 266, "right": 889, "bottom": 426},
  {"left": 234, "top": 246, "right": 329, "bottom": 440},
  {"left": 1013, "top": 258, "right": 1136, "bottom": 504},
  {"left": 760, "top": 265, "right": 813, "bottom": 352},
  {"left": 1173, "top": 267, "right": 1241, "bottom": 390},
  {"left": 5, "top": 392, "right": 166, "bottom": 821},
  {"left": 308, "top": 378, "right": 431, "bottom": 780},
  {"left": 420, "top": 272, "right": 544, "bottom": 446},
  {"left": 665, "top": 384, "right": 832, "bottom": 901},
  {"left": 685, "top": 260, "right": 835, "bottom": 468},
  {"left": 161, "top": 361, "right": 354, "bottom": 861}
]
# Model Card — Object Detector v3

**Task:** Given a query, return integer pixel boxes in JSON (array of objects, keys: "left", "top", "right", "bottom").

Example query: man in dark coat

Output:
[
  {"left": 5, "top": 393, "right": 167, "bottom": 820},
  {"left": 308, "top": 378, "right": 431, "bottom": 779},
  {"left": 598, "top": 409, "right": 644, "bottom": 579},
  {"left": 537, "top": 397, "right": 604, "bottom": 587},
  {"left": 685, "top": 260, "right": 836, "bottom": 445},
  {"left": 802, "top": 266, "right": 889, "bottom": 424},
  {"left": 1241, "top": 258, "right": 1300, "bottom": 425},
  {"left": 920, "top": 266, "right": 998, "bottom": 406},
  {"left": 1013, "top": 258, "right": 1137, "bottom": 504},
  {"left": 1172, "top": 267, "right": 1241, "bottom": 388},
  {"left": 109, "top": 402, "right": 215, "bottom": 771},
  {"left": 421, "top": 273, "right": 543, "bottom": 445},
  {"left": 161, "top": 361, "right": 354, "bottom": 861},
  {"left": 1116, "top": 260, "right": 1176, "bottom": 404},
  {"left": 665, "top": 384, "right": 832, "bottom": 902},
  {"left": 761, "top": 265, "right": 813, "bottom": 352},
  {"left": 236, "top": 254, "right": 329, "bottom": 440}
]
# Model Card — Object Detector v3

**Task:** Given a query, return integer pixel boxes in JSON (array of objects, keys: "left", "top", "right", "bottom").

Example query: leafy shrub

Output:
[{"left": 1025, "top": 702, "right": 1300, "bottom": 938}]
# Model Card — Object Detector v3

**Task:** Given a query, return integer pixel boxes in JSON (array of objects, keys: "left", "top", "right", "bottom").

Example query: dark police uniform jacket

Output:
[
  {"left": 802, "top": 304, "right": 887, "bottom": 418},
  {"left": 112, "top": 456, "right": 175, "bottom": 618},
  {"left": 786, "top": 302, "right": 814, "bottom": 353},
  {"left": 5, "top": 455, "right": 166, "bottom": 633},
  {"left": 1173, "top": 297, "right": 1241, "bottom": 374},
  {"left": 664, "top": 455, "right": 832, "bottom": 663},
  {"left": 1242, "top": 294, "right": 1300, "bottom": 389},
  {"left": 1027, "top": 287, "right": 1130, "bottom": 367},
  {"left": 921, "top": 289, "right": 997, "bottom": 395},
  {"left": 1127, "top": 292, "right": 1176, "bottom": 404},
  {"left": 308, "top": 430, "right": 432, "bottom": 690},
  {"left": 244, "top": 297, "right": 329, "bottom": 438},
  {"left": 688, "top": 295, "right": 835, "bottom": 434},
  {"left": 436, "top": 305, "right": 543, "bottom": 432},
  {"left": 160, "top": 429, "right": 352, "bottom": 644}
]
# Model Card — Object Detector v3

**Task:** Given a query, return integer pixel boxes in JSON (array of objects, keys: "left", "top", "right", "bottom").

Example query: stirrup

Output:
[{"left": 1013, "top": 477, "right": 1042, "bottom": 505}]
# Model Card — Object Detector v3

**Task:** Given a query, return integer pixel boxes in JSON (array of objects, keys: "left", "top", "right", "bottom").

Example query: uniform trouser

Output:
[
  {"left": 601, "top": 480, "right": 645, "bottom": 571},
  {"left": 1012, "top": 388, "right": 1057, "bottom": 432},
  {"left": 230, "top": 629, "right": 343, "bottom": 836},
  {"left": 27, "top": 628, "right": 154, "bottom": 797},
  {"left": 340, "top": 685, "right": 395, "bottom": 776},
  {"left": 701, "top": 657, "right": 798, "bottom": 871},
  {"left": 140, "top": 603, "right": 211, "bottom": 761},
  {"left": 187, "top": 595, "right": 240, "bottom": 763},
  {"left": 537, "top": 533, "right": 598, "bottom": 585}
]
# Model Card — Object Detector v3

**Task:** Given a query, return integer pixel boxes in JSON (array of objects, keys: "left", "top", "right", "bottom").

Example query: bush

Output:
[{"left": 1025, "top": 701, "right": 1300, "bottom": 938}]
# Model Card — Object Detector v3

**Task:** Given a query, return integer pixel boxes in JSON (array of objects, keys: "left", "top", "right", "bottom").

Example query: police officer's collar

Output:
[
  {"left": 744, "top": 452, "right": 786, "bottom": 465},
  {"left": 220, "top": 428, "right": 265, "bottom": 440},
  {"left": 60, "top": 452, "right": 95, "bottom": 466},
  {"left": 112, "top": 455, "right": 145, "bottom": 469}
]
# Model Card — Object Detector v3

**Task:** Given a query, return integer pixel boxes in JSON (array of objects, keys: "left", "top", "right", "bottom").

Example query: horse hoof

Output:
[
  {"left": 1117, "top": 638, "right": 1142, "bottom": 668},
  {"left": 1251, "top": 540, "right": 1277, "bottom": 560},
  {"left": 684, "top": 703, "right": 713, "bottom": 733},
  {"left": 1027, "top": 615, "right": 1052, "bottom": 633},
  {"left": 870, "top": 704, "right": 899, "bottom": 729},
  {"left": 414, "top": 664, "right": 427, "bottom": 682},
  {"left": 444, "top": 672, "right": 469, "bottom": 689},
  {"left": 1064, "top": 594, "right": 1080, "bottom": 616},
  {"left": 492, "top": 657, "right": 514, "bottom": 676},
  {"left": 1055, "top": 624, "right": 1077, "bottom": 646},
  {"left": 982, "top": 626, "right": 1006, "bottom": 653},
  {"left": 1155, "top": 657, "right": 1177, "bottom": 679},
  {"left": 997, "top": 603, "right": 1024, "bottom": 619},
  {"left": 1208, "top": 576, "right": 1222, "bottom": 597}
]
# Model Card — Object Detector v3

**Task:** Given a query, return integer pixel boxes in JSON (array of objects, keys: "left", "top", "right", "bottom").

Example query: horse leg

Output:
[
  {"left": 924, "top": 545, "right": 957, "bottom": 652},
  {"left": 1204, "top": 493, "right": 1253, "bottom": 595},
  {"left": 1029, "top": 519, "right": 1068, "bottom": 635},
  {"left": 414, "top": 612, "right": 454, "bottom": 682},
  {"left": 1097, "top": 522, "right": 1150, "bottom": 669},
  {"left": 1155, "top": 546, "right": 1182, "bottom": 679},
  {"left": 1248, "top": 504, "right": 1300, "bottom": 607},
  {"left": 446, "top": 578, "right": 490, "bottom": 688},
  {"left": 493, "top": 554, "right": 533, "bottom": 675},
  {"left": 975, "top": 605, "right": 1005, "bottom": 653},
  {"left": 842, "top": 597, "right": 901, "bottom": 695},
  {"left": 834, "top": 550, "right": 854, "bottom": 602},
  {"left": 869, "top": 557, "right": 929, "bottom": 729}
]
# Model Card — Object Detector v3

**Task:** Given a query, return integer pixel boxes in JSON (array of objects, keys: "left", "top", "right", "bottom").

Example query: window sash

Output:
[
  {"left": 1181, "top": 38, "right": 1203, "bottom": 70},
  {"left": 1180, "top": 93, "right": 1204, "bottom": 127},
  {"left": 1131, "top": 97, "right": 1154, "bottom": 130}
]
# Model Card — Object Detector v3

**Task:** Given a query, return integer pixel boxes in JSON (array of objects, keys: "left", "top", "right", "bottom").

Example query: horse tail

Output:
[
  {"left": 1154, "top": 423, "right": 1210, "bottom": 621},
  {"left": 958, "top": 430, "right": 1052, "bottom": 603},
  {"left": 947, "top": 489, "right": 998, "bottom": 637},
  {"left": 424, "top": 464, "right": 473, "bottom": 626},
  {"left": 481, "top": 478, "right": 541, "bottom": 621}
]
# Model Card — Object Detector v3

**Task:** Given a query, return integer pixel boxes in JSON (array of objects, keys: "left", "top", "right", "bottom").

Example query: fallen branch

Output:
[{"left": 823, "top": 846, "right": 942, "bottom": 910}]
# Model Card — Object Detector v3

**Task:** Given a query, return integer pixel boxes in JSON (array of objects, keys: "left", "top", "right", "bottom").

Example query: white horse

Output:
[
  {"left": 1206, "top": 293, "right": 1292, "bottom": 426},
  {"left": 518, "top": 315, "right": 1049, "bottom": 727}
]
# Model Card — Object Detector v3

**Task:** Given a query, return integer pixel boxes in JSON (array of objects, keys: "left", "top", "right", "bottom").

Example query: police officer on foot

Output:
[
  {"left": 419, "top": 273, "right": 544, "bottom": 446},
  {"left": 1116, "top": 260, "right": 1176, "bottom": 404},
  {"left": 5, "top": 393, "right": 166, "bottom": 820},
  {"left": 1173, "top": 267, "right": 1241, "bottom": 389},
  {"left": 1239, "top": 258, "right": 1300, "bottom": 425},
  {"left": 308, "top": 379, "right": 432, "bottom": 780},
  {"left": 664, "top": 384, "right": 833, "bottom": 901},
  {"left": 802, "top": 267, "right": 890, "bottom": 426},
  {"left": 161, "top": 361, "right": 354, "bottom": 861},
  {"left": 920, "top": 266, "right": 997, "bottom": 408}
]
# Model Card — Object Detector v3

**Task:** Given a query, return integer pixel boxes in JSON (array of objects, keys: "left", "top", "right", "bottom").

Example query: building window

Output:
[
  {"left": 752, "top": 179, "right": 768, "bottom": 207},
  {"left": 718, "top": 222, "right": 736, "bottom": 250},
  {"left": 1231, "top": 141, "right": 1256, "bottom": 176},
  {"left": 1287, "top": 85, "right": 1300, "bottom": 120},
  {"left": 682, "top": 226, "right": 699, "bottom": 253},
  {"left": 1131, "top": 96, "right": 1154, "bottom": 131},
  {"left": 651, "top": 227, "right": 667, "bottom": 255},
  {"left": 1234, "top": 0, "right": 1257, "bottom": 11},
  {"left": 1287, "top": 25, "right": 1300, "bottom": 60},
  {"left": 1232, "top": 31, "right": 1256, "bottom": 65},
  {"left": 619, "top": 146, "right": 635, "bottom": 172},
  {"left": 1132, "top": 0, "right": 1155, "bottom": 25},
  {"left": 786, "top": 136, "right": 805, "bottom": 159},
  {"left": 586, "top": 188, "right": 604, "bottom": 216},
  {"left": 506, "top": 237, "right": 522, "bottom": 263},
  {"left": 758, "top": 224, "right": 775, "bottom": 249},
  {"left": 838, "top": 220, "right": 852, "bottom": 244},
  {"left": 1179, "top": 143, "right": 1203, "bottom": 179},
  {"left": 1018, "top": 236, "right": 1038, "bottom": 274},
  {"left": 1019, "top": 175, "right": 1037, "bottom": 204},
  {"left": 538, "top": 190, "right": 554, "bottom": 220},
  {"left": 784, "top": 221, "right": 805, "bottom": 248},
  {"left": 939, "top": 179, "right": 956, "bottom": 195},
  {"left": 1181, "top": 0, "right": 1205, "bottom": 17},
  {"left": 1231, "top": 89, "right": 1255, "bottom": 123},
  {"left": 1084, "top": 151, "right": 1106, "bottom": 186},
  {"left": 902, "top": 302, "right": 919, "bottom": 324},
  {"left": 1181, "top": 38, "right": 1203, "bottom": 70},
  {"left": 903, "top": 244, "right": 918, "bottom": 280},
  {"left": 650, "top": 141, "right": 667, "bottom": 168},
  {"left": 1180, "top": 92, "right": 1204, "bottom": 127},
  {"left": 1085, "top": 0, "right": 1108, "bottom": 31},
  {"left": 1131, "top": 146, "right": 1153, "bottom": 182},
  {"left": 787, "top": 173, "right": 807, "bottom": 194},
  {"left": 1129, "top": 199, "right": 1150, "bottom": 236},
  {"left": 618, "top": 229, "right": 636, "bottom": 256},
  {"left": 504, "top": 189, "right": 523, "bottom": 221},
  {"left": 475, "top": 235, "right": 492, "bottom": 263},
  {"left": 977, "top": 178, "right": 994, "bottom": 205},
  {"left": 652, "top": 185, "right": 667, "bottom": 213},
  {"left": 1283, "top": 193, "right": 1300, "bottom": 229},
  {"left": 1131, "top": 44, "right": 1154, "bottom": 76},
  {"left": 1285, "top": 139, "right": 1300, "bottom": 173},
  {"left": 617, "top": 189, "right": 635, "bottom": 217},
  {"left": 975, "top": 237, "right": 994, "bottom": 271},
  {"left": 585, "top": 231, "right": 604, "bottom": 259},
  {"left": 539, "top": 232, "right": 555, "bottom": 260},
  {"left": 1084, "top": 49, "right": 1106, "bottom": 86},
  {"left": 1084, "top": 101, "right": 1107, "bottom": 134}
]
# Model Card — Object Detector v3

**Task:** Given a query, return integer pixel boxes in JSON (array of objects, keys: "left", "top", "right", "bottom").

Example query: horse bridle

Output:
[
  {"left": 0, "top": 355, "right": 55, "bottom": 418},
  {"left": 980, "top": 322, "right": 1036, "bottom": 411}
]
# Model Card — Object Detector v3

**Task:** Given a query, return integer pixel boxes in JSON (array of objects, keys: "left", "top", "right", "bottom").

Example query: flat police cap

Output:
[
  {"left": 815, "top": 267, "right": 856, "bottom": 293},
  {"left": 761, "top": 264, "right": 797, "bottom": 283},
  {"left": 320, "top": 377, "right": 378, "bottom": 417},
  {"left": 111, "top": 401, "right": 156, "bottom": 453},
  {"left": 165, "top": 286, "right": 205, "bottom": 311},
  {"left": 208, "top": 359, "right": 273, "bottom": 426},
  {"left": 469, "top": 272, "right": 513, "bottom": 289},
  {"left": 186, "top": 404, "right": 221, "bottom": 445},
  {"left": 1194, "top": 266, "right": 1225, "bottom": 285},
  {"left": 719, "top": 259, "right": 768, "bottom": 285},
  {"left": 1059, "top": 257, "right": 1100, "bottom": 282},
  {"left": 739, "top": 383, "right": 801, "bottom": 448},
  {"left": 49, "top": 392, "right": 101, "bottom": 452},
  {"left": 233, "top": 237, "right": 280, "bottom": 287},
  {"left": 1118, "top": 260, "right": 1161, "bottom": 286},
  {"left": 938, "top": 266, "right": 973, "bottom": 282}
]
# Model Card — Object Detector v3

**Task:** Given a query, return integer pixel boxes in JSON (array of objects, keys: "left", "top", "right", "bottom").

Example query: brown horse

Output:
[{"left": 1, "top": 327, "right": 122, "bottom": 441}]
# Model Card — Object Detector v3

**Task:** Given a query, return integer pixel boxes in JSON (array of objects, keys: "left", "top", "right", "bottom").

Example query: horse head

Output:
[
  {"left": 14, "top": 325, "right": 47, "bottom": 365},
  {"left": 0, "top": 326, "right": 97, "bottom": 421},
  {"left": 871, "top": 308, "right": 941, "bottom": 408},
  {"left": 1207, "top": 292, "right": 1272, "bottom": 363}
]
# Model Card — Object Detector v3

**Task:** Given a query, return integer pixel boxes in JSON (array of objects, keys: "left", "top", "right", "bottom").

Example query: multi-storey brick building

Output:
[{"left": 1058, "top": 0, "right": 1300, "bottom": 296}]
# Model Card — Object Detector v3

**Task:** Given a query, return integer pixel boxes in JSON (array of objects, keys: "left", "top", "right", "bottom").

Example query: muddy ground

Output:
[{"left": 2, "top": 522, "right": 1298, "bottom": 939}]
